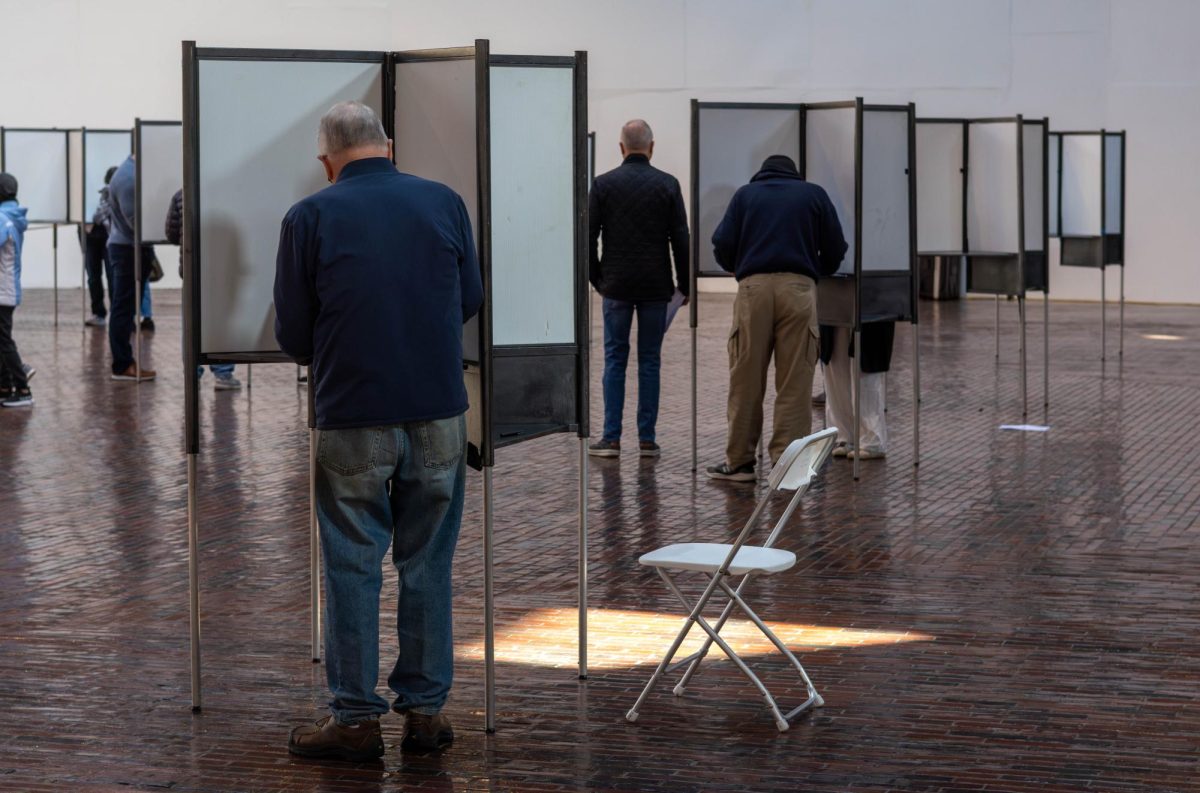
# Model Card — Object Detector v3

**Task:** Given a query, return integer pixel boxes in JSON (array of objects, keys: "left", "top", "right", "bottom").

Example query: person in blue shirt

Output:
[
  {"left": 276, "top": 101, "right": 482, "bottom": 761},
  {"left": 105, "top": 155, "right": 155, "bottom": 380},
  {"left": 0, "top": 173, "right": 35, "bottom": 407}
]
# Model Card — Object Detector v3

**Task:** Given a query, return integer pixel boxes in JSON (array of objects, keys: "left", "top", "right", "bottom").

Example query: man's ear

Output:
[
  {"left": 648, "top": 140, "right": 655, "bottom": 159},
  {"left": 619, "top": 142, "right": 627, "bottom": 158},
  {"left": 388, "top": 139, "right": 394, "bottom": 162},
  {"left": 320, "top": 155, "right": 335, "bottom": 184}
]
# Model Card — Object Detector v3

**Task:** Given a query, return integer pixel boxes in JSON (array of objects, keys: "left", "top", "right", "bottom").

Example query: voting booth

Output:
[
  {"left": 182, "top": 41, "right": 589, "bottom": 731},
  {"left": 1, "top": 127, "right": 72, "bottom": 324},
  {"left": 915, "top": 116, "right": 1050, "bottom": 414},
  {"left": 689, "top": 99, "right": 919, "bottom": 480},
  {"left": 1050, "top": 130, "right": 1126, "bottom": 359}
]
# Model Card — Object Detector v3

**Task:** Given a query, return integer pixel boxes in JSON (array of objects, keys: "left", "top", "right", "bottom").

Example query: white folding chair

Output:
[{"left": 626, "top": 427, "right": 838, "bottom": 731}]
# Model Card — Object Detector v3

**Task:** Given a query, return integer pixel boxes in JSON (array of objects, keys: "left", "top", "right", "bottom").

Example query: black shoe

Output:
[
  {"left": 811, "top": 390, "right": 826, "bottom": 406},
  {"left": 705, "top": 462, "right": 756, "bottom": 482},
  {"left": 401, "top": 712, "right": 454, "bottom": 753},
  {"left": 140, "top": 317, "right": 156, "bottom": 332},
  {"left": 2, "top": 390, "right": 35, "bottom": 408},
  {"left": 288, "top": 714, "right": 384, "bottom": 762},
  {"left": 638, "top": 441, "right": 661, "bottom": 458},
  {"left": 587, "top": 439, "right": 620, "bottom": 458}
]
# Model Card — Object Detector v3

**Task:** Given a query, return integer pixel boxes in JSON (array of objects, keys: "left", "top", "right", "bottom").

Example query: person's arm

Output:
[
  {"left": 712, "top": 191, "right": 741, "bottom": 273},
  {"left": 273, "top": 203, "right": 318, "bottom": 363},
  {"left": 817, "top": 191, "right": 848, "bottom": 276},
  {"left": 668, "top": 178, "right": 690, "bottom": 299},
  {"left": 165, "top": 190, "right": 183, "bottom": 246},
  {"left": 588, "top": 182, "right": 602, "bottom": 290},
  {"left": 456, "top": 195, "right": 483, "bottom": 321},
  {"left": 112, "top": 172, "right": 136, "bottom": 234}
]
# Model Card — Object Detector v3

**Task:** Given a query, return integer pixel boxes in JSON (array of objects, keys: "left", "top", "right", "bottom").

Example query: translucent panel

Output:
[
  {"left": 68, "top": 130, "right": 83, "bottom": 224},
  {"left": 1048, "top": 133, "right": 1060, "bottom": 237},
  {"left": 198, "top": 59, "right": 382, "bottom": 356},
  {"left": 1105, "top": 133, "right": 1123, "bottom": 233},
  {"left": 1060, "top": 134, "right": 1102, "bottom": 236},
  {"left": 696, "top": 106, "right": 801, "bottom": 275},
  {"left": 1022, "top": 123, "right": 1045, "bottom": 251},
  {"left": 966, "top": 121, "right": 1019, "bottom": 253},
  {"left": 136, "top": 123, "right": 182, "bottom": 244},
  {"left": 915, "top": 121, "right": 963, "bottom": 253},
  {"left": 393, "top": 55, "right": 480, "bottom": 361},
  {"left": 861, "top": 109, "right": 911, "bottom": 271},
  {"left": 83, "top": 131, "right": 131, "bottom": 220},
  {"left": 2, "top": 130, "right": 69, "bottom": 223},
  {"left": 489, "top": 64, "right": 576, "bottom": 347},
  {"left": 804, "top": 106, "right": 856, "bottom": 274}
]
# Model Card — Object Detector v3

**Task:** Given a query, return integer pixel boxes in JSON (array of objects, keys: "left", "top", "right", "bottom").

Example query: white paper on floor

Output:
[{"left": 999, "top": 424, "right": 1050, "bottom": 432}]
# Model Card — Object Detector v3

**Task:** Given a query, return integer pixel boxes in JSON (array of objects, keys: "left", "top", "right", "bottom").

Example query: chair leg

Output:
[
  {"left": 674, "top": 574, "right": 754, "bottom": 695},
  {"left": 688, "top": 611, "right": 793, "bottom": 732}
]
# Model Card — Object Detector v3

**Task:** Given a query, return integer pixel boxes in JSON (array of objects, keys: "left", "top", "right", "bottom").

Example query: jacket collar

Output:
[
  {"left": 622, "top": 153, "right": 650, "bottom": 165},
  {"left": 336, "top": 157, "right": 397, "bottom": 182},
  {"left": 750, "top": 162, "right": 803, "bottom": 183}
]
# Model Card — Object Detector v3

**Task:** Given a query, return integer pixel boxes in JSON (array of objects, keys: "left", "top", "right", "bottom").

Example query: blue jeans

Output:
[
  {"left": 140, "top": 281, "right": 152, "bottom": 319},
  {"left": 315, "top": 415, "right": 467, "bottom": 724},
  {"left": 197, "top": 364, "right": 235, "bottom": 377},
  {"left": 107, "top": 243, "right": 151, "bottom": 374},
  {"left": 601, "top": 297, "right": 668, "bottom": 443}
]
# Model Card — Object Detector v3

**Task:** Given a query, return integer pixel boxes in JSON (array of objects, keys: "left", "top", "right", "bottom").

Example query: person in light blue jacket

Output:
[{"left": 0, "top": 173, "right": 35, "bottom": 407}]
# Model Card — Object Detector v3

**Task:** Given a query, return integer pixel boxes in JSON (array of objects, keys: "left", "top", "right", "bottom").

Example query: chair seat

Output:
[{"left": 638, "top": 543, "right": 796, "bottom": 575}]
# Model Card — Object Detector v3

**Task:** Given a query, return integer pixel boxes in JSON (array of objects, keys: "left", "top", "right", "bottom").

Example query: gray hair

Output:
[
  {"left": 620, "top": 119, "right": 654, "bottom": 152},
  {"left": 318, "top": 101, "right": 388, "bottom": 156}
]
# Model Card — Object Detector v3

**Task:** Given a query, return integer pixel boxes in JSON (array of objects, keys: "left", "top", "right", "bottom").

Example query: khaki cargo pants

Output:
[{"left": 724, "top": 273, "right": 819, "bottom": 469}]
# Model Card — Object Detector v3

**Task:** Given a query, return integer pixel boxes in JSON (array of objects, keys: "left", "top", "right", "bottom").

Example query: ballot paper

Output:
[
  {"left": 999, "top": 424, "right": 1050, "bottom": 432},
  {"left": 664, "top": 289, "right": 686, "bottom": 331}
]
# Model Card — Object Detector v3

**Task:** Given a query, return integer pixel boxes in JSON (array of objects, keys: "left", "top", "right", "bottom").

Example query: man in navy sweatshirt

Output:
[
  {"left": 105, "top": 155, "right": 156, "bottom": 380},
  {"left": 275, "top": 101, "right": 482, "bottom": 761},
  {"left": 706, "top": 155, "right": 846, "bottom": 481}
]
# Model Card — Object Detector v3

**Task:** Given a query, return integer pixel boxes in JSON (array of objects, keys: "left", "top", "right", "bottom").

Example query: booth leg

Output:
[
  {"left": 187, "top": 452, "right": 202, "bottom": 711},
  {"left": 1043, "top": 296, "right": 1050, "bottom": 408},
  {"left": 483, "top": 465, "right": 496, "bottom": 733},
  {"left": 1101, "top": 268, "right": 1107, "bottom": 362},
  {"left": 53, "top": 225, "right": 59, "bottom": 327},
  {"left": 1119, "top": 266, "right": 1125, "bottom": 358},
  {"left": 1019, "top": 296, "right": 1027, "bottom": 417},
  {"left": 690, "top": 326, "right": 697, "bottom": 472},
  {"left": 246, "top": 364, "right": 252, "bottom": 390},
  {"left": 994, "top": 296, "right": 1000, "bottom": 361},
  {"left": 309, "top": 427, "right": 321, "bottom": 663},
  {"left": 578, "top": 438, "right": 588, "bottom": 680},
  {"left": 853, "top": 328, "right": 862, "bottom": 482},
  {"left": 912, "top": 321, "right": 919, "bottom": 468},
  {"left": 81, "top": 237, "right": 87, "bottom": 329},
  {"left": 134, "top": 244, "right": 142, "bottom": 380}
]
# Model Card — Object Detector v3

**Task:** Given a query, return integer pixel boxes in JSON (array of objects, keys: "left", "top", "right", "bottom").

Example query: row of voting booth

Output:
[
  {"left": 0, "top": 123, "right": 184, "bottom": 336},
  {"left": 689, "top": 100, "right": 920, "bottom": 480},
  {"left": 180, "top": 41, "right": 589, "bottom": 733}
]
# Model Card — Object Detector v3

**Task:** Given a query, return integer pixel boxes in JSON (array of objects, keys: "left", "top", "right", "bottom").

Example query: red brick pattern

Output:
[{"left": 1, "top": 289, "right": 1198, "bottom": 792}]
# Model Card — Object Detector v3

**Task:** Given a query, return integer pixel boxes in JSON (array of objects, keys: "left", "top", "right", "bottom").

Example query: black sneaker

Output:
[
  {"left": 2, "top": 390, "right": 34, "bottom": 408},
  {"left": 140, "top": 317, "right": 156, "bottom": 332},
  {"left": 588, "top": 439, "right": 620, "bottom": 458},
  {"left": 638, "top": 441, "right": 661, "bottom": 458},
  {"left": 812, "top": 390, "right": 826, "bottom": 406},
  {"left": 705, "top": 462, "right": 756, "bottom": 482}
]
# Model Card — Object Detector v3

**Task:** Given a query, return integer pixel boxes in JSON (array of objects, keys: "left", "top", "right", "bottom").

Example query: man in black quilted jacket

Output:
[{"left": 587, "top": 120, "right": 689, "bottom": 459}]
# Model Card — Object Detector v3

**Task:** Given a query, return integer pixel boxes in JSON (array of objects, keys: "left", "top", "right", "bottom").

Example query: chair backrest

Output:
[{"left": 769, "top": 427, "right": 839, "bottom": 492}]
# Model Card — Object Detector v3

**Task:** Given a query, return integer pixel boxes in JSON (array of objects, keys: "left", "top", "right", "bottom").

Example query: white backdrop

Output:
[{"left": 1, "top": 0, "right": 1197, "bottom": 304}]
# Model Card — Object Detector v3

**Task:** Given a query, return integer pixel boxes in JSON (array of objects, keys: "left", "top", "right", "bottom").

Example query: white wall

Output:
[{"left": 1, "top": 0, "right": 1196, "bottom": 303}]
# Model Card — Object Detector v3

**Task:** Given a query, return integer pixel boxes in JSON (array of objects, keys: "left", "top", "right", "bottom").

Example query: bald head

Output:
[
  {"left": 619, "top": 119, "right": 655, "bottom": 159},
  {"left": 316, "top": 100, "right": 392, "bottom": 183}
]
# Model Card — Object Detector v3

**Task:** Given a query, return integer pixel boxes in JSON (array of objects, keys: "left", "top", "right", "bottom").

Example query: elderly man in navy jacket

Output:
[
  {"left": 275, "top": 101, "right": 482, "bottom": 760},
  {"left": 706, "top": 155, "right": 846, "bottom": 482}
]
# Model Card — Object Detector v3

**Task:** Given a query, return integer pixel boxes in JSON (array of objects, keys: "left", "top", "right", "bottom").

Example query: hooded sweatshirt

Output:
[
  {"left": 711, "top": 155, "right": 847, "bottom": 282},
  {"left": 0, "top": 200, "right": 29, "bottom": 307}
]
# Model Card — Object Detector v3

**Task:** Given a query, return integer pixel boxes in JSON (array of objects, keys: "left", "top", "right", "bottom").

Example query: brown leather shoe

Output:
[
  {"left": 111, "top": 363, "right": 156, "bottom": 382},
  {"left": 401, "top": 712, "right": 454, "bottom": 753},
  {"left": 288, "top": 715, "right": 384, "bottom": 761}
]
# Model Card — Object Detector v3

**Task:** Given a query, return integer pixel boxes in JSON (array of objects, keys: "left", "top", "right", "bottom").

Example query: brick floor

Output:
[{"left": 1, "top": 288, "right": 1198, "bottom": 792}]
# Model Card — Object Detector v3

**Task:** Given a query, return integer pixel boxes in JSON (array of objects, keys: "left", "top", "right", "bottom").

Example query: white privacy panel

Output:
[
  {"left": 1060, "top": 134, "right": 1102, "bottom": 236},
  {"left": 860, "top": 109, "right": 910, "bottom": 271},
  {"left": 966, "top": 121, "right": 1019, "bottom": 253},
  {"left": 696, "top": 106, "right": 801, "bottom": 275},
  {"left": 68, "top": 130, "right": 83, "bottom": 224},
  {"left": 804, "top": 107, "right": 856, "bottom": 274},
  {"left": 198, "top": 59, "right": 382, "bottom": 356},
  {"left": 393, "top": 55, "right": 480, "bottom": 361},
  {"left": 1105, "top": 133, "right": 1123, "bottom": 233},
  {"left": 915, "top": 122, "right": 963, "bottom": 253},
  {"left": 83, "top": 131, "right": 131, "bottom": 220},
  {"left": 1023, "top": 123, "right": 1045, "bottom": 251},
  {"left": 136, "top": 123, "right": 182, "bottom": 245},
  {"left": 1, "top": 130, "right": 69, "bottom": 223},
  {"left": 1048, "top": 133, "right": 1060, "bottom": 237},
  {"left": 489, "top": 64, "right": 576, "bottom": 347}
]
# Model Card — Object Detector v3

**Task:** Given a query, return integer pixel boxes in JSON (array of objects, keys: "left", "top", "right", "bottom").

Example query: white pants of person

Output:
[{"left": 822, "top": 327, "right": 887, "bottom": 454}]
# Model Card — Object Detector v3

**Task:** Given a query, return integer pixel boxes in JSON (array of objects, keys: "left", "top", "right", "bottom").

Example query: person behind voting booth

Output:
[
  {"left": 105, "top": 154, "right": 156, "bottom": 380},
  {"left": 706, "top": 155, "right": 847, "bottom": 482},
  {"left": 587, "top": 119, "right": 690, "bottom": 458},
  {"left": 274, "top": 101, "right": 483, "bottom": 761},
  {"left": 820, "top": 322, "right": 895, "bottom": 460},
  {"left": 82, "top": 166, "right": 117, "bottom": 328},
  {"left": 0, "top": 172, "right": 36, "bottom": 408}
]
